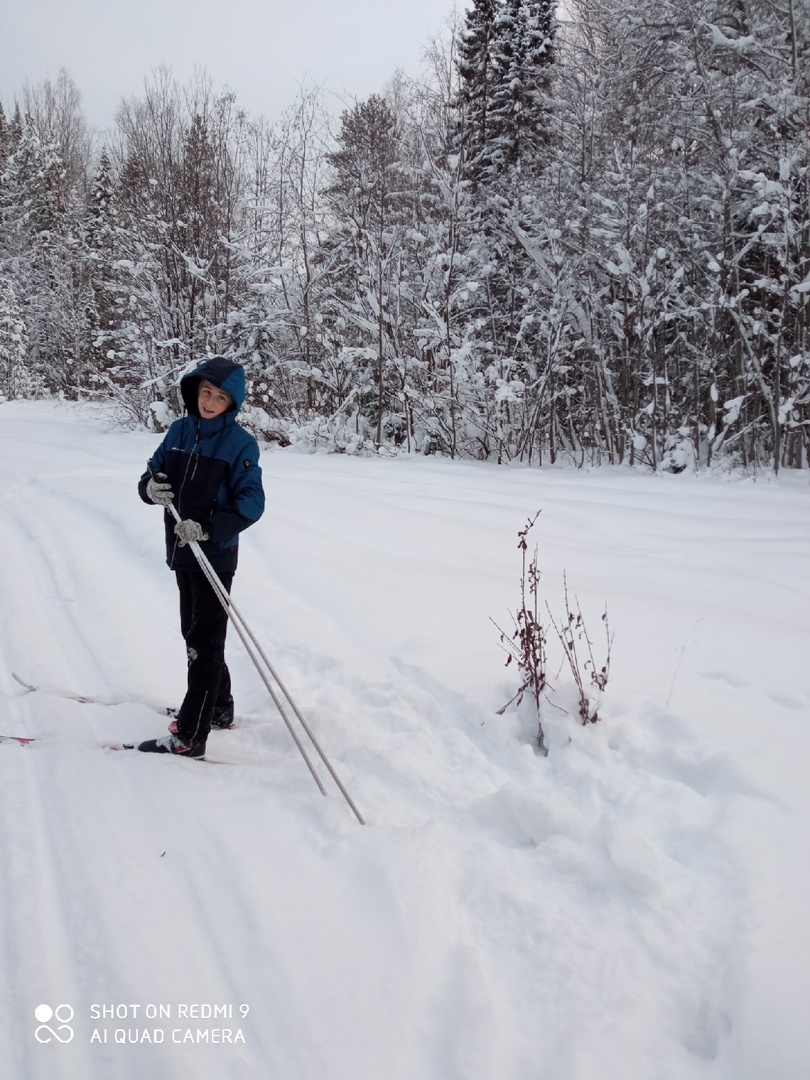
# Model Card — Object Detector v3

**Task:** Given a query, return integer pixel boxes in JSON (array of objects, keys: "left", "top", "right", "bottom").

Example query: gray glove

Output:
[
  {"left": 146, "top": 472, "right": 174, "bottom": 507},
  {"left": 174, "top": 519, "right": 209, "bottom": 546}
]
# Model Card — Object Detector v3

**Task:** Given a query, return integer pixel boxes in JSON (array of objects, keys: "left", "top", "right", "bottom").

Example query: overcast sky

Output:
[{"left": 2, "top": 0, "right": 467, "bottom": 133}]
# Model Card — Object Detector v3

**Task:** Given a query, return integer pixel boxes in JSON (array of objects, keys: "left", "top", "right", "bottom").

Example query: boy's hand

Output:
[
  {"left": 146, "top": 473, "right": 174, "bottom": 507},
  {"left": 174, "top": 519, "right": 209, "bottom": 546}
]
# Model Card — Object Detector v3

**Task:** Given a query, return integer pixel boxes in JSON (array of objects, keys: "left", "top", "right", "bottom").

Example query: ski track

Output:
[{"left": 1, "top": 402, "right": 809, "bottom": 1078}]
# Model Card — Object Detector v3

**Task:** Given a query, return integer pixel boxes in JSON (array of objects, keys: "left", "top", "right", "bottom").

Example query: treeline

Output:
[{"left": 1, "top": 0, "right": 808, "bottom": 470}]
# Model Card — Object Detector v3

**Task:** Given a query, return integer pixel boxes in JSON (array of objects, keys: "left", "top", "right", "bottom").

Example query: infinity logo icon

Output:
[{"left": 34, "top": 1004, "right": 74, "bottom": 1044}]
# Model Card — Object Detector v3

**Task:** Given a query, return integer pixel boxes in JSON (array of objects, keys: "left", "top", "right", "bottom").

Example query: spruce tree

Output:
[
  {"left": 489, "top": 0, "right": 556, "bottom": 172},
  {"left": 457, "top": 0, "right": 500, "bottom": 184},
  {"left": 84, "top": 147, "right": 119, "bottom": 382},
  {"left": 0, "top": 104, "right": 9, "bottom": 175},
  {"left": 0, "top": 273, "right": 29, "bottom": 399},
  {"left": 321, "top": 94, "right": 412, "bottom": 448}
]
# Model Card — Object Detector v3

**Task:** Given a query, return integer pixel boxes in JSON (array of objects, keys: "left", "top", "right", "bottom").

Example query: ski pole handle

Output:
[{"left": 147, "top": 458, "right": 182, "bottom": 524}]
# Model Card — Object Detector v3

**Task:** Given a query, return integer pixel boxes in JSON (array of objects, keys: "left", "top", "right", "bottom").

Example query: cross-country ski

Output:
[
  {"left": 12, "top": 671, "right": 175, "bottom": 716},
  {"left": 0, "top": 730, "right": 256, "bottom": 766}
]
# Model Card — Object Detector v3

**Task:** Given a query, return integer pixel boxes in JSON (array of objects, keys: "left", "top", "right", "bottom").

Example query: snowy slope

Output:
[{"left": 1, "top": 400, "right": 809, "bottom": 1080}]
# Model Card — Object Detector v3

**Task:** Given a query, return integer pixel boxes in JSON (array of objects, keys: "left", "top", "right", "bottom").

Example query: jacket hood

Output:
[{"left": 180, "top": 357, "right": 246, "bottom": 416}]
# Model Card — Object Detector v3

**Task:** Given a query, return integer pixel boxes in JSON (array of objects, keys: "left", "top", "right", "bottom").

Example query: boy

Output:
[{"left": 137, "top": 356, "right": 265, "bottom": 758}]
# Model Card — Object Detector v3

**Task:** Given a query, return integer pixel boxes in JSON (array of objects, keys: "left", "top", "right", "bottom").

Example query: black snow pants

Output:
[{"left": 174, "top": 568, "right": 234, "bottom": 745}]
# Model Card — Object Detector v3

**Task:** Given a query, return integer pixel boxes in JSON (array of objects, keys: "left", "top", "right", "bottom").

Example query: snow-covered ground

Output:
[{"left": 1, "top": 400, "right": 809, "bottom": 1080}]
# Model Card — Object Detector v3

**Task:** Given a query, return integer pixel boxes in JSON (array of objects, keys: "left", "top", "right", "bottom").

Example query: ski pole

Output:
[
  {"left": 150, "top": 461, "right": 365, "bottom": 824},
  {"left": 189, "top": 538, "right": 366, "bottom": 824}
]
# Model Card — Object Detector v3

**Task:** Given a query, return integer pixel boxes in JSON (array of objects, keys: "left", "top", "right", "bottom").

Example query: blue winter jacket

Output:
[{"left": 138, "top": 357, "right": 265, "bottom": 572}]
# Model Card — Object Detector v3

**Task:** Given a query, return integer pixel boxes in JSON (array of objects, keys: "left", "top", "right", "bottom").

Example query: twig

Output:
[
  {"left": 546, "top": 573, "right": 612, "bottom": 724},
  {"left": 492, "top": 511, "right": 548, "bottom": 753}
]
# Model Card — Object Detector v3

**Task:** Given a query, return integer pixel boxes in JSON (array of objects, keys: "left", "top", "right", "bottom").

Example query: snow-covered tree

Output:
[
  {"left": 103, "top": 69, "right": 254, "bottom": 424},
  {"left": 0, "top": 272, "right": 30, "bottom": 399},
  {"left": 457, "top": 0, "right": 500, "bottom": 184},
  {"left": 84, "top": 147, "right": 119, "bottom": 380},
  {"left": 0, "top": 115, "right": 91, "bottom": 397},
  {"left": 489, "top": 0, "right": 556, "bottom": 172},
  {"left": 316, "top": 94, "right": 416, "bottom": 448}
]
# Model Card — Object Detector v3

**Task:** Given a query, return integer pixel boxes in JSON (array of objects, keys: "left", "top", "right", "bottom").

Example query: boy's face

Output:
[{"left": 198, "top": 380, "right": 232, "bottom": 419}]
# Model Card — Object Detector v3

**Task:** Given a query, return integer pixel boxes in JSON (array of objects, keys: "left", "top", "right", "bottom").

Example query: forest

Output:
[{"left": 1, "top": 0, "right": 808, "bottom": 470}]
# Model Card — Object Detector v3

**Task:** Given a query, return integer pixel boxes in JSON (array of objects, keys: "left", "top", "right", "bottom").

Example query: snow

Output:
[{"left": 2, "top": 400, "right": 810, "bottom": 1080}]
